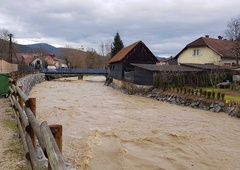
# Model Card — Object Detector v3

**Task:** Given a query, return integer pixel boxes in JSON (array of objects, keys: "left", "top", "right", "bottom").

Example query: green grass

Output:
[
  {"left": 201, "top": 87, "right": 240, "bottom": 102},
  {"left": 5, "top": 108, "right": 12, "bottom": 112},
  {"left": 3, "top": 119, "right": 17, "bottom": 130},
  {"left": 225, "top": 95, "right": 240, "bottom": 102}
]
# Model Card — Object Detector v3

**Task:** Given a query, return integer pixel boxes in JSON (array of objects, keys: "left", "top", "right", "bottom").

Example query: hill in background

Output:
[{"left": 16, "top": 43, "right": 60, "bottom": 55}]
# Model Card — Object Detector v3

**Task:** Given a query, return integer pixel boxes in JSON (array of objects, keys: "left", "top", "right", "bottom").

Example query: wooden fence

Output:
[
  {"left": 0, "top": 60, "right": 18, "bottom": 72},
  {"left": 9, "top": 78, "right": 67, "bottom": 170}
]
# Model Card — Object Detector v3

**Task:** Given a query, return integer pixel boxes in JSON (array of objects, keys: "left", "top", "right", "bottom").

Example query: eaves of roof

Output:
[
  {"left": 131, "top": 63, "right": 203, "bottom": 72},
  {"left": 109, "top": 41, "right": 158, "bottom": 64},
  {"left": 109, "top": 41, "right": 141, "bottom": 63}
]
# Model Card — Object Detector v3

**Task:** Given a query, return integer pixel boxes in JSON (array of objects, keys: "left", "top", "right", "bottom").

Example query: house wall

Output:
[
  {"left": 109, "top": 62, "right": 123, "bottom": 79},
  {"left": 124, "top": 71, "right": 153, "bottom": 85},
  {"left": 31, "top": 58, "right": 43, "bottom": 69},
  {"left": 219, "top": 58, "right": 237, "bottom": 66},
  {"left": 178, "top": 47, "right": 221, "bottom": 64},
  {"left": 31, "top": 58, "right": 42, "bottom": 65},
  {"left": 124, "top": 45, "right": 157, "bottom": 71}
]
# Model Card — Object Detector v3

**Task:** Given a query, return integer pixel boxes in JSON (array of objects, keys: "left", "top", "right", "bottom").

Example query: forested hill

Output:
[{"left": 16, "top": 43, "right": 60, "bottom": 54}]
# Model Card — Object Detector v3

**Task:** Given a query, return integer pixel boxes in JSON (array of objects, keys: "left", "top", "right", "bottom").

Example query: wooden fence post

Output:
[
  {"left": 13, "top": 80, "right": 24, "bottom": 130},
  {"left": 49, "top": 125, "right": 63, "bottom": 153},
  {"left": 19, "top": 86, "right": 24, "bottom": 108},
  {"left": 40, "top": 121, "right": 66, "bottom": 170},
  {"left": 27, "top": 98, "right": 37, "bottom": 149}
]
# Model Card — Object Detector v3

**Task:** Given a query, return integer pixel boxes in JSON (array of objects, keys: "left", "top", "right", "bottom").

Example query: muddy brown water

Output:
[{"left": 29, "top": 76, "right": 240, "bottom": 170}]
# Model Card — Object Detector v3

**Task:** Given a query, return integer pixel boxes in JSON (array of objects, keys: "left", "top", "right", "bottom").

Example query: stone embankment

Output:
[
  {"left": 17, "top": 73, "right": 45, "bottom": 95},
  {"left": 139, "top": 89, "right": 240, "bottom": 118},
  {"left": 109, "top": 79, "right": 240, "bottom": 118}
]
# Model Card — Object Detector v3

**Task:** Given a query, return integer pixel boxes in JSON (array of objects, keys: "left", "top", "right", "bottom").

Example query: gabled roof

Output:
[
  {"left": 49, "top": 53, "right": 59, "bottom": 61},
  {"left": 15, "top": 53, "right": 40, "bottom": 64},
  {"left": 109, "top": 41, "right": 158, "bottom": 63},
  {"left": 175, "top": 37, "right": 235, "bottom": 59}
]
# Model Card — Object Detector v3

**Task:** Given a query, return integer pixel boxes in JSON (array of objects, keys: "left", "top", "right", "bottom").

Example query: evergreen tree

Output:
[{"left": 111, "top": 32, "right": 124, "bottom": 58}]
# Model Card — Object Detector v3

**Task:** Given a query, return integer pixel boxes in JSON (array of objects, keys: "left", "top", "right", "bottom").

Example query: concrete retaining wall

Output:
[{"left": 17, "top": 73, "right": 45, "bottom": 96}]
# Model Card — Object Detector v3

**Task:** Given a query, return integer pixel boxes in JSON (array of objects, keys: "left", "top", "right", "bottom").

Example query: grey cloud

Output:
[{"left": 1, "top": 0, "right": 240, "bottom": 56}]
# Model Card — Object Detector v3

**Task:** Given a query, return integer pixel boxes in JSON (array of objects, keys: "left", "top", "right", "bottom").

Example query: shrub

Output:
[
  {"left": 176, "top": 87, "right": 179, "bottom": 93},
  {"left": 207, "top": 91, "right": 211, "bottom": 99},
  {"left": 187, "top": 89, "right": 191, "bottom": 94},
  {"left": 221, "top": 93, "right": 225, "bottom": 101},
  {"left": 203, "top": 90, "right": 207, "bottom": 97},
  {"left": 191, "top": 89, "right": 194, "bottom": 95},
  {"left": 217, "top": 92, "right": 221, "bottom": 100},
  {"left": 172, "top": 84, "right": 175, "bottom": 91},
  {"left": 168, "top": 84, "right": 171, "bottom": 91},
  {"left": 180, "top": 87, "right": 183, "bottom": 93},
  {"left": 199, "top": 89, "right": 203, "bottom": 96},
  {"left": 212, "top": 91, "right": 215, "bottom": 99},
  {"left": 184, "top": 88, "right": 187, "bottom": 94},
  {"left": 195, "top": 89, "right": 198, "bottom": 96}
]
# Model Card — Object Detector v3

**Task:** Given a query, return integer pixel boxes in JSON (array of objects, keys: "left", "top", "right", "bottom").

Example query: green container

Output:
[{"left": 0, "top": 72, "right": 10, "bottom": 97}]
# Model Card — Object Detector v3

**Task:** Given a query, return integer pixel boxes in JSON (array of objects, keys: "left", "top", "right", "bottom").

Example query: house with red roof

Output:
[
  {"left": 109, "top": 41, "right": 158, "bottom": 80},
  {"left": 44, "top": 53, "right": 60, "bottom": 69},
  {"left": 14, "top": 53, "right": 61, "bottom": 70},
  {"left": 15, "top": 53, "right": 42, "bottom": 69},
  {"left": 175, "top": 35, "right": 237, "bottom": 66}
]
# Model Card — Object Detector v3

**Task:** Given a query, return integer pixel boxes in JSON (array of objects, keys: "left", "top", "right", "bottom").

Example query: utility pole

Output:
[{"left": 8, "top": 33, "right": 13, "bottom": 63}]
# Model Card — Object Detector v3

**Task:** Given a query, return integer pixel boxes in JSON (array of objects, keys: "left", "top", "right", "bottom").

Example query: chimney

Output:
[
  {"left": 218, "top": 36, "right": 223, "bottom": 39},
  {"left": 205, "top": 35, "right": 209, "bottom": 38}
]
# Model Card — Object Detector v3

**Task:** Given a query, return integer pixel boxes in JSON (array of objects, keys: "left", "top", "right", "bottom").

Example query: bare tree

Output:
[
  {"left": 0, "top": 29, "right": 10, "bottom": 61},
  {"left": 0, "top": 29, "right": 19, "bottom": 63},
  {"left": 98, "top": 41, "right": 111, "bottom": 57},
  {"left": 225, "top": 16, "right": 240, "bottom": 66}
]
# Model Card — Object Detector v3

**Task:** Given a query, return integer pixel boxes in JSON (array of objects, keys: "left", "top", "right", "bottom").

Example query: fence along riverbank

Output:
[{"left": 9, "top": 74, "right": 68, "bottom": 170}]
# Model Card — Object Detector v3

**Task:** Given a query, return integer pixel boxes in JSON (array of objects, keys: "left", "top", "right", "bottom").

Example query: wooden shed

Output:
[{"left": 109, "top": 41, "right": 158, "bottom": 80}]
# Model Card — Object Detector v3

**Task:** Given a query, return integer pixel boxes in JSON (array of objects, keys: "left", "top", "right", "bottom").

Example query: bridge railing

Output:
[
  {"left": 41, "top": 68, "right": 109, "bottom": 75},
  {"left": 9, "top": 78, "right": 67, "bottom": 170}
]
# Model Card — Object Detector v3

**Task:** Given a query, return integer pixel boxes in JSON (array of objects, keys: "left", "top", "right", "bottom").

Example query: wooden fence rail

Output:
[{"left": 9, "top": 78, "right": 67, "bottom": 170}]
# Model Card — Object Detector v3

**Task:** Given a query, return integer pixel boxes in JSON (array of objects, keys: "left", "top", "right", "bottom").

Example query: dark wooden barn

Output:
[{"left": 109, "top": 41, "right": 158, "bottom": 80}]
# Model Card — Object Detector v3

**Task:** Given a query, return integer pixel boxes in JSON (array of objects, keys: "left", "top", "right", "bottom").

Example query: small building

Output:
[
  {"left": 109, "top": 41, "right": 158, "bottom": 80},
  {"left": 44, "top": 53, "right": 60, "bottom": 68},
  {"left": 131, "top": 64, "right": 203, "bottom": 86},
  {"left": 175, "top": 35, "right": 237, "bottom": 66},
  {"left": 15, "top": 53, "right": 43, "bottom": 69}
]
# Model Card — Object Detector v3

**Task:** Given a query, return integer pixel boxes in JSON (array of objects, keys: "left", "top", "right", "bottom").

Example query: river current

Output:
[{"left": 29, "top": 76, "right": 240, "bottom": 170}]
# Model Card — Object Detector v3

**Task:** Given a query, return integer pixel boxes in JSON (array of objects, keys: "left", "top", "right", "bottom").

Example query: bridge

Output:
[
  {"left": 41, "top": 68, "right": 109, "bottom": 80},
  {"left": 42, "top": 68, "right": 109, "bottom": 76}
]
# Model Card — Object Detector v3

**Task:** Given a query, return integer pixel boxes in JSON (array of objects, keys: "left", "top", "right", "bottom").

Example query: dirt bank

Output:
[{"left": 0, "top": 97, "right": 26, "bottom": 169}]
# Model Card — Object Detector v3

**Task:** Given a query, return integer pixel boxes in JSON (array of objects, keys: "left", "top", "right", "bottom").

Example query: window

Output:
[{"left": 193, "top": 49, "right": 200, "bottom": 56}]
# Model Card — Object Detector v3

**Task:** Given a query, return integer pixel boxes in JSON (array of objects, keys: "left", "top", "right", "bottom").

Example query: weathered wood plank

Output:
[{"left": 40, "top": 121, "right": 66, "bottom": 170}]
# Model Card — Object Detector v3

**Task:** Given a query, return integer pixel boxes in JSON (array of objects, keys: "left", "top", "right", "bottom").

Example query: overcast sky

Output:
[{"left": 1, "top": 0, "right": 240, "bottom": 57}]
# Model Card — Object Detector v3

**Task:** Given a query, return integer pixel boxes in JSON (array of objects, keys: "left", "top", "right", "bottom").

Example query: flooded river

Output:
[{"left": 29, "top": 76, "right": 240, "bottom": 170}]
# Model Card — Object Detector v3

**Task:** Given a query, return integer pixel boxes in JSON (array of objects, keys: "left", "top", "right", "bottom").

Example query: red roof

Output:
[
  {"left": 176, "top": 36, "right": 235, "bottom": 59},
  {"left": 109, "top": 41, "right": 140, "bottom": 63},
  {"left": 48, "top": 53, "right": 59, "bottom": 61},
  {"left": 109, "top": 41, "right": 160, "bottom": 64}
]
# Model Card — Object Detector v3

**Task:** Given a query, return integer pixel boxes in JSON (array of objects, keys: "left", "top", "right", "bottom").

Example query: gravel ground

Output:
[{"left": 0, "top": 96, "right": 27, "bottom": 170}]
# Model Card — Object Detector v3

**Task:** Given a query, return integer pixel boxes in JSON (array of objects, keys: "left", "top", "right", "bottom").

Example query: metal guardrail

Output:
[
  {"left": 41, "top": 68, "right": 109, "bottom": 75},
  {"left": 9, "top": 78, "right": 67, "bottom": 170}
]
